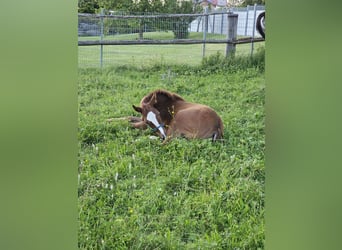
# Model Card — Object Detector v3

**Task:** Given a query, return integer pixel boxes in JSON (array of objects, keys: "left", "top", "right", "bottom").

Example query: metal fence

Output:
[
  {"left": 78, "top": 5, "right": 265, "bottom": 68},
  {"left": 189, "top": 5, "right": 265, "bottom": 37}
]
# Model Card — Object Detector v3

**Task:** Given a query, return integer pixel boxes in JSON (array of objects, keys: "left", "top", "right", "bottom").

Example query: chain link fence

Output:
[{"left": 78, "top": 5, "right": 265, "bottom": 68}]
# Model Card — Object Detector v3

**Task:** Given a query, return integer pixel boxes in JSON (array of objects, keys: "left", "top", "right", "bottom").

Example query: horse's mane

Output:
[
  {"left": 155, "top": 89, "right": 185, "bottom": 102},
  {"left": 141, "top": 89, "right": 185, "bottom": 104}
]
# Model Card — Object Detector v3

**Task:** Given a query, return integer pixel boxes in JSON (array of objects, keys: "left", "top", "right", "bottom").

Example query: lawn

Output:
[
  {"left": 78, "top": 31, "right": 264, "bottom": 68},
  {"left": 78, "top": 31, "right": 227, "bottom": 41},
  {"left": 78, "top": 49, "right": 265, "bottom": 249}
]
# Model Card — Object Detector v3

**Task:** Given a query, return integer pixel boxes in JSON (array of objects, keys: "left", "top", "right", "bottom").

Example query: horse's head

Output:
[{"left": 133, "top": 92, "right": 166, "bottom": 139}]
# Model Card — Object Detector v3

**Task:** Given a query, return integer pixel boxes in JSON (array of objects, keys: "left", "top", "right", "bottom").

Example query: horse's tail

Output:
[
  {"left": 218, "top": 117, "right": 224, "bottom": 138},
  {"left": 212, "top": 118, "right": 224, "bottom": 142}
]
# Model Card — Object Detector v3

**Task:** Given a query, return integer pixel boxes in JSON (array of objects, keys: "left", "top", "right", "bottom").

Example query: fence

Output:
[{"left": 78, "top": 5, "right": 265, "bottom": 68}]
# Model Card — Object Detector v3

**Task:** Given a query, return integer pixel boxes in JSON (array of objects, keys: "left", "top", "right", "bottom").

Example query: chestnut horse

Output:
[{"left": 131, "top": 89, "right": 223, "bottom": 142}]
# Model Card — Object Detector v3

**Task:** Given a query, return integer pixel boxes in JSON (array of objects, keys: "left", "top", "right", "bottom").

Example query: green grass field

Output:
[
  {"left": 78, "top": 49, "right": 265, "bottom": 248},
  {"left": 78, "top": 31, "right": 227, "bottom": 41},
  {"left": 78, "top": 31, "right": 264, "bottom": 68}
]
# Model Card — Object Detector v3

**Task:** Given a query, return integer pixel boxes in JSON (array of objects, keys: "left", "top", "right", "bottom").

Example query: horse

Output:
[{"left": 130, "top": 89, "right": 224, "bottom": 142}]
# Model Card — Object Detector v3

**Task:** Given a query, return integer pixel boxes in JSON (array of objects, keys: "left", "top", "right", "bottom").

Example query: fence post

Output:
[
  {"left": 202, "top": 7, "right": 209, "bottom": 58},
  {"left": 245, "top": 5, "right": 249, "bottom": 36},
  {"left": 251, "top": 3, "right": 257, "bottom": 56},
  {"left": 226, "top": 11, "right": 238, "bottom": 57},
  {"left": 212, "top": 13, "right": 215, "bottom": 34},
  {"left": 220, "top": 11, "right": 224, "bottom": 34},
  {"left": 100, "top": 8, "right": 104, "bottom": 68}
]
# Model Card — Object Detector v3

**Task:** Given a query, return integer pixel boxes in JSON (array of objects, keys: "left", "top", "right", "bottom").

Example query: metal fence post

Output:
[
  {"left": 245, "top": 5, "right": 249, "bottom": 36},
  {"left": 220, "top": 11, "right": 224, "bottom": 34},
  {"left": 226, "top": 11, "right": 238, "bottom": 57},
  {"left": 212, "top": 13, "right": 215, "bottom": 34},
  {"left": 100, "top": 8, "right": 104, "bottom": 68},
  {"left": 202, "top": 7, "right": 209, "bottom": 58},
  {"left": 251, "top": 3, "right": 257, "bottom": 56}
]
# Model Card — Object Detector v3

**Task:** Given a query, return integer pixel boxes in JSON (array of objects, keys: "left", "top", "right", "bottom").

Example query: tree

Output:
[
  {"left": 241, "top": 0, "right": 265, "bottom": 6},
  {"left": 78, "top": 0, "right": 99, "bottom": 13},
  {"left": 124, "top": 0, "right": 196, "bottom": 39},
  {"left": 97, "top": 0, "right": 134, "bottom": 12},
  {"left": 156, "top": 0, "right": 195, "bottom": 39},
  {"left": 78, "top": 0, "right": 136, "bottom": 13},
  {"left": 78, "top": 0, "right": 198, "bottom": 39}
]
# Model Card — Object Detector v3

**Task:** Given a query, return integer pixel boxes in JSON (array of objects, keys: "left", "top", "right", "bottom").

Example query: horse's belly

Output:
[{"left": 170, "top": 109, "right": 221, "bottom": 139}]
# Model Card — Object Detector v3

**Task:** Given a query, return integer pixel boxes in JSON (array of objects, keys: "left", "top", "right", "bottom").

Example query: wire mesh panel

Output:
[
  {"left": 78, "top": 6, "right": 265, "bottom": 68},
  {"left": 78, "top": 14, "right": 101, "bottom": 37},
  {"left": 231, "top": 6, "right": 265, "bottom": 37}
]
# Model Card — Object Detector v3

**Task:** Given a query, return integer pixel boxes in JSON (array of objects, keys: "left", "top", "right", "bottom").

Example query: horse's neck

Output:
[
  {"left": 158, "top": 101, "right": 184, "bottom": 124},
  {"left": 160, "top": 101, "right": 197, "bottom": 124},
  {"left": 174, "top": 101, "right": 195, "bottom": 111}
]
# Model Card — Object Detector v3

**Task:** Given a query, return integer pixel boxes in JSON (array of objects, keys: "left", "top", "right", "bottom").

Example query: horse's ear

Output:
[
  {"left": 148, "top": 92, "right": 158, "bottom": 105},
  {"left": 132, "top": 105, "right": 142, "bottom": 113}
]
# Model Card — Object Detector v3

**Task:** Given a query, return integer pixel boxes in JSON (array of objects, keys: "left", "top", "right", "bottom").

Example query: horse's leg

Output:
[
  {"left": 129, "top": 116, "right": 143, "bottom": 123},
  {"left": 107, "top": 116, "right": 141, "bottom": 122},
  {"left": 161, "top": 135, "right": 172, "bottom": 145},
  {"left": 160, "top": 123, "right": 176, "bottom": 144},
  {"left": 131, "top": 120, "right": 147, "bottom": 130},
  {"left": 106, "top": 116, "right": 147, "bottom": 129}
]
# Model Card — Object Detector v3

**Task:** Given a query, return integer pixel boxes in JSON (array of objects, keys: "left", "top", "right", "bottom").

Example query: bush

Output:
[
  {"left": 201, "top": 46, "right": 265, "bottom": 74},
  {"left": 172, "top": 18, "right": 190, "bottom": 39}
]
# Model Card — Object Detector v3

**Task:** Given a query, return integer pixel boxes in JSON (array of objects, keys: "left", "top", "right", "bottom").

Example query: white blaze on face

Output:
[{"left": 146, "top": 111, "right": 166, "bottom": 138}]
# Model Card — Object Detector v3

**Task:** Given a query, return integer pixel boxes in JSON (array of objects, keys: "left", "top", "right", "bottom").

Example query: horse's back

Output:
[{"left": 171, "top": 104, "right": 223, "bottom": 139}]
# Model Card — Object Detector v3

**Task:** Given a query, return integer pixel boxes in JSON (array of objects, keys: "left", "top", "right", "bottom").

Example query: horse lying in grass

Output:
[{"left": 130, "top": 89, "right": 224, "bottom": 143}]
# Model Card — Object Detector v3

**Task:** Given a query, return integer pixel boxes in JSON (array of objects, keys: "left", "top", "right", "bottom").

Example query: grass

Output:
[
  {"left": 78, "top": 31, "right": 264, "bottom": 68},
  {"left": 78, "top": 48, "right": 265, "bottom": 249},
  {"left": 78, "top": 31, "right": 227, "bottom": 41},
  {"left": 78, "top": 43, "right": 264, "bottom": 68}
]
